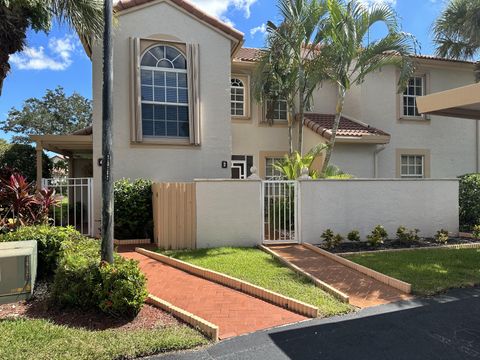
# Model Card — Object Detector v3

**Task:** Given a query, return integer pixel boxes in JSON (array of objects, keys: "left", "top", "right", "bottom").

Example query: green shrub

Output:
[
  {"left": 459, "top": 173, "right": 480, "bottom": 229},
  {"left": 114, "top": 178, "right": 153, "bottom": 240},
  {"left": 367, "top": 225, "right": 388, "bottom": 247},
  {"left": 396, "top": 226, "right": 420, "bottom": 244},
  {"left": 473, "top": 225, "right": 480, "bottom": 240},
  {"left": 347, "top": 230, "right": 360, "bottom": 242},
  {"left": 321, "top": 229, "right": 343, "bottom": 249},
  {"left": 434, "top": 229, "right": 449, "bottom": 244},
  {"left": 0, "top": 225, "right": 84, "bottom": 278},
  {"left": 53, "top": 238, "right": 147, "bottom": 317}
]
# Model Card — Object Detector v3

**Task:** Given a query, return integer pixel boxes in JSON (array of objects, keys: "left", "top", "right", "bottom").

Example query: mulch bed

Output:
[
  {"left": 322, "top": 236, "right": 480, "bottom": 254},
  {"left": 0, "top": 281, "right": 179, "bottom": 331}
]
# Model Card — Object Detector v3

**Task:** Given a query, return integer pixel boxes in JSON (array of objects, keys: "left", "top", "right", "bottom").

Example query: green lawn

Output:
[
  {"left": 0, "top": 318, "right": 207, "bottom": 360},
  {"left": 161, "top": 247, "right": 352, "bottom": 316},
  {"left": 344, "top": 248, "right": 480, "bottom": 296}
]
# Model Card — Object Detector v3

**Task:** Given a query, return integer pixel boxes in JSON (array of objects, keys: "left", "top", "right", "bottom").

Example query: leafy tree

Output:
[
  {"left": 319, "top": 0, "right": 416, "bottom": 173},
  {"left": 253, "top": 0, "right": 328, "bottom": 154},
  {"left": 1, "top": 86, "right": 92, "bottom": 143},
  {"left": 0, "top": 143, "right": 52, "bottom": 182},
  {"left": 433, "top": 0, "right": 480, "bottom": 80},
  {"left": 0, "top": 0, "right": 103, "bottom": 96}
]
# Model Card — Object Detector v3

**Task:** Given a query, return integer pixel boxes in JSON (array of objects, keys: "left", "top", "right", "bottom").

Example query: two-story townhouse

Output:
[{"left": 31, "top": 0, "right": 478, "bottom": 236}]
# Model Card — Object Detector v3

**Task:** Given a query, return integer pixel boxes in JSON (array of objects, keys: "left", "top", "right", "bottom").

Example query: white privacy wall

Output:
[
  {"left": 299, "top": 179, "right": 459, "bottom": 243},
  {"left": 196, "top": 180, "right": 262, "bottom": 248}
]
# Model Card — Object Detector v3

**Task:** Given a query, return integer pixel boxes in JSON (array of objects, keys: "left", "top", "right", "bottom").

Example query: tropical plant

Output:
[
  {"left": 1, "top": 87, "right": 92, "bottom": 143},
  {"left": 253, "top": 0, "right": 329, "bottom": 154},
  {"left": 0, "top": 0, "right": 103, "bottom": 96},
  {"left": 434, "top": 229, "right": 449, "bottom": 244},
  {"left": 458, "top": 173, "right": 480, "bottom": 229},
  {"left": 273, "top": 143, "right": 327, "bottom": 179},
  {"left": 396, "top": 226, "right": 420, "bottom": 245},
  {"left": 433, "top": 0, "right": 480, "bottom": 80},
  {"left": 319, "top": 0, "right": 417, "bottom": 172},
  {"left": 367, "top": 225, "right": 388, "bottom": 247},
  {"left": 319, "top": 164, "right": 353, "bottom": 179},
  {"left": 472, "top": 224, "right": 480, "bottom": 239},
  {"left": 347, "top": 230, "right": 360, "bottom": 242},
  {"left": 321, "top": 229, "right": 343, "bottom": 249}
]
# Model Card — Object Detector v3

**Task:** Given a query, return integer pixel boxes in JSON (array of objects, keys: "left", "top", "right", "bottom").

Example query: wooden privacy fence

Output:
[{"left": 152, "top": 182, "right": 196, "bottom": 249}]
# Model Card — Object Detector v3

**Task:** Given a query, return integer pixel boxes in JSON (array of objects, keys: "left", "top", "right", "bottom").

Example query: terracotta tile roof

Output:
[
  {"left": 234, "top": 47, "right": 476, "bottom": 65},
  {"left": 304, "top": 113, "right": 390, "bottom": 140},
  {"left": 234, "top": 47, "right": 265, "bottom": 62},
  {"left": 114, "top": 0, "right": 244, "bottom": 43}
]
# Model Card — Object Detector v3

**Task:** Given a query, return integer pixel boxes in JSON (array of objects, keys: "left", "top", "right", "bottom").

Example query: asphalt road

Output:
[{"left": 151, "top": 287, "right": 480, "bottom": 360}]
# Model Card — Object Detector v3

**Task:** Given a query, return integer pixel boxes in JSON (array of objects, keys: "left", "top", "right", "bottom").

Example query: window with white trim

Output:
[
  {"left": 402, "top": 76, "right": 424, "bottom": 117},
  {"left": 265, "top": 157, "right": 285, "bottom": 180},
  {"left": 231, "top": 78, "right": 245, "bottom": 116},
  {"left": 400, "top": 155, "right": 424, "bottom": 178},
  {"left": 140, "top": 45, "right": 189, "bottom": 138},
  {"left": 267, "top": 99, "right": 288, "bottom": 121}
]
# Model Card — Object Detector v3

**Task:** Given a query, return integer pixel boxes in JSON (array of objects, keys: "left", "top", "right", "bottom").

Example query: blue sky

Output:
[{"left": 0, "top": 0, "right": 447, "bottom": 141}]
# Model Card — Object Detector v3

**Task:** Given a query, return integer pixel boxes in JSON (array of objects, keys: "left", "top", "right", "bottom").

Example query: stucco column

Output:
[{"left": 36, "top": 142, "right": 43, "bottom": 190}]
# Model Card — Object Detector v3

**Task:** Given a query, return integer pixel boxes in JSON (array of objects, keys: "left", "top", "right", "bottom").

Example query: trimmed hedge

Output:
[
  {"left": 458, "top": 173, "right": 480, "bottom": 229},
  {"left": 114, "top": 178, "right": 153, "bottom": 240},
  {"left": 0, "top": 226, "right": 84, "bottom": 279},
  {"left": 53, "top": 238, "right": 148, "bottom": 317}
]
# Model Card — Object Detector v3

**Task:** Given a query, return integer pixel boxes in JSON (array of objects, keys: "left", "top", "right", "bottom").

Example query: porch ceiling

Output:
[
  {"left": 416, "top": 83, "right": 480, "bottom": 120},
  {"left": 30, "top": 134, "right": 93, "bottom": 156}
]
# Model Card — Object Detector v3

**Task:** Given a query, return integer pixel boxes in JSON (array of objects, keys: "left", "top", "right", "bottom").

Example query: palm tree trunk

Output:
[
  {"left": 297, "top": 67, "right": 305, "bottom": 154},
  {"left": 321, "top": 85, "right": 346, "bottom": 173},
  {"left": 101, "top": 0, "right": 114, "bottom": 264}
]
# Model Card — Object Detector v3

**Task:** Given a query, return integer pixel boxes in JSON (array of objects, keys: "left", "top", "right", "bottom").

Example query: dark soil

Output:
[
  {"left": 0, "top": 281, "right": 179, "bottom": 331},
  {"left": 320, "top": 236, "right": 480, "bottom": 254}
]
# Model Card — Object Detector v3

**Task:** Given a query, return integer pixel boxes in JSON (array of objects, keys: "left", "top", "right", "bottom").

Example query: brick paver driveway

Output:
[
  {"left": 122, "top": 251, "right": 306, "bottom": 339},
  {"left": 270, "top": 245, "right": 411, "bottom": 308}
]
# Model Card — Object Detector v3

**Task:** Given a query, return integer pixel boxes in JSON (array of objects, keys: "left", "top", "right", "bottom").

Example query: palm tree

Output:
[
  {"left": 273, "top": 143, "right": 328, "bottom": 179},
  {"left": 253, "top": 0, "right": 329, "bottom": 154},
  {"left": 0, "top": 0, "right": 103, "bottom": 96},
  {"left": 433, "top": 0, "right": 480, "bottom": 80},
  {"left": 319, "top": 0, "right": 416, "bottom": 173}
]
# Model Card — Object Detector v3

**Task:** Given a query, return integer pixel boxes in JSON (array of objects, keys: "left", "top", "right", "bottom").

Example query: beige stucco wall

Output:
[
  {"left": 299, "top": 179, "right": 459, "bottom": 242},
  {"left": 196, "top": 180, "right": 262, "bottom": 248},
  {"left": 91, "top": 1, "right": 234, "bottom": 232}
]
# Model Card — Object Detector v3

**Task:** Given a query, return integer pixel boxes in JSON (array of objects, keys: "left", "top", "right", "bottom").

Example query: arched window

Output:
[
  {"left": 140, "top": 45, "right": 189, "bottom": 138},
  {"left": 231, "top": 78, "right": 245, "bottom": 116}
]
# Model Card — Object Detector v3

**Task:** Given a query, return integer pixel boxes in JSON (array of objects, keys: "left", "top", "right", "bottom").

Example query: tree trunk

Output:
[
  {"left": 101, "top": 0, "right": 114, "bottom": 264},
  {"left": 321, "top": 85, "right": 346, "bottom": 173},
  {"left": 297, "top": 67, "right": 305, "bottom": 154}
]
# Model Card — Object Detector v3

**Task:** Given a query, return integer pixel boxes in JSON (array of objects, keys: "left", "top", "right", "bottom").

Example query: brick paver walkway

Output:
[
  {"left": 270, "top": 245, "right": 412, "bottom": 308},
  {"left": 122, "top": 250, "right": 306, "bottom": 339}
]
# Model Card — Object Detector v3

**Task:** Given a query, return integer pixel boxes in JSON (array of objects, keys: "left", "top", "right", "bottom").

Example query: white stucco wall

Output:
[
  {"left": 299, "top": 179, "right": 459, "bottom": 243},
  {"left": 330, "top": 144, "right": 377, "bottom": 178},
  {"left": 91, "top": 1, "right": 234, "bottom": 232},
  {"left": 196, "top": 180, "right": 262, "bottom": 248}
]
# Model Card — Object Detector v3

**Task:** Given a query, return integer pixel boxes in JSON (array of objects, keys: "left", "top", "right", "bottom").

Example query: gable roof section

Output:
[
  {"left": 115, "top": 0, "right": 244, "bottom": 54},
  {"left": 304, "top": 113, "right": 390, "bottom": 144}
]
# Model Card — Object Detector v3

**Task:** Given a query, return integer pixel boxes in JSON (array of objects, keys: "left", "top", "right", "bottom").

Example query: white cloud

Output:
[
  {"left": 189, "top": 0, "right": 257, "bottom": 25},
  {"left": 358, "top": 0, "right": 396, "bottom": 6},
  {"left": 10, "top": 35, "right": 78, "bottom": 71},
  {"left": 250, "top": 23, "right": 266, "bottom": 38}
]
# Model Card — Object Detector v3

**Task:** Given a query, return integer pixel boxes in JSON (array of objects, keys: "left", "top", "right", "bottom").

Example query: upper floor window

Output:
[
  {"left": 267, "top": 99, "right": 288, "bottom": 122},
  {"left": 231, "top": 78, "right": 245, "bottom": 116},
  {"left": 140, "top": 45, "right": 189, "bottom": 138},
  {"left": 400, "top": 154, "right": 424, "bottom": 178},
  {"left": 402, "top": 76, "right": 424, "bottom": 118}
]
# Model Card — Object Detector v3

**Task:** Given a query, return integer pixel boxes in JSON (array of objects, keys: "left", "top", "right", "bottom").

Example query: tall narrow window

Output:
[
  {"left": 140, "top": 45, "right": 189, "bottom": 138},
  {"left": 231, "top": 78, "right": 245, "bottom": 116},
  {"left": 402, "top": 76, "right": 424, "bottom": 117},
  {"left": 267, "top": 99, "right": 288, "bottom": 121}
]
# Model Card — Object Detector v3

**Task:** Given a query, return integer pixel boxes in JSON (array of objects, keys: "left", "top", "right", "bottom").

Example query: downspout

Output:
[{"left": 374, "top": 144, "right": 386, "bottom": 178}]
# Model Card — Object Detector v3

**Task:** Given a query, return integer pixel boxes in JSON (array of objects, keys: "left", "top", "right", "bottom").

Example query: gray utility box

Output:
[{"left": 0, "top": 240, "right": 37, "bottom": 305}]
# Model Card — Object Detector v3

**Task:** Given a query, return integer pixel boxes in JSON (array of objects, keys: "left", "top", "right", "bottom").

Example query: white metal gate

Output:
[
  {"left": 42, "top": 178, "right": 94, "bottom": 236},
  {"left": 262, "top": 180, "right": 298, "bottom": 244}
]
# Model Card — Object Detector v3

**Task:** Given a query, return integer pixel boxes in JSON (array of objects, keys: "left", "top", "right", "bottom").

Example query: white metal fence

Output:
[
  {"left": 262, "top": 180, "right": 298, "bottom": 243},
  {"left": 41, "top": 178, "right": 94, "bottom": 236}
]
